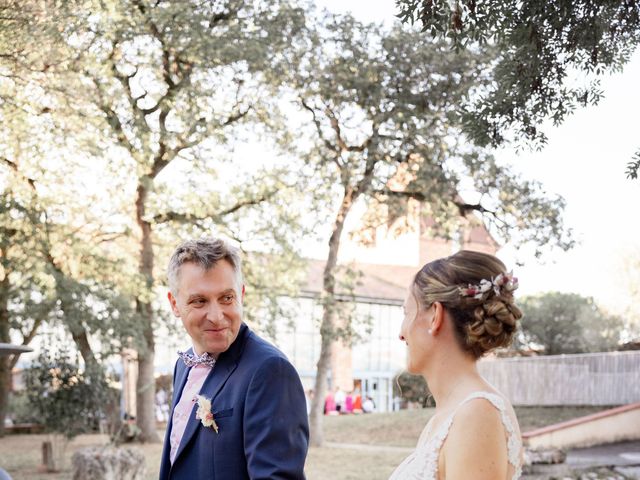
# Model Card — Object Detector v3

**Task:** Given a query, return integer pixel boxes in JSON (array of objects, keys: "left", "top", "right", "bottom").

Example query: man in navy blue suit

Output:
[{"left": 159, "top": 238, "right": 309, "bottom": 479}]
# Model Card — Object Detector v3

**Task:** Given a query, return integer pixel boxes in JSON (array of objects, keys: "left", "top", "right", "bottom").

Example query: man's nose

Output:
[{"left": 206, "top": 303, "right": 224, "bottom": 322}]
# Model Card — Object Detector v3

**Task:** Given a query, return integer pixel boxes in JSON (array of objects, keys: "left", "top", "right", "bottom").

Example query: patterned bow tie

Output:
[{"left": 177, "top": 350, "right": 217, "bottom": 368}]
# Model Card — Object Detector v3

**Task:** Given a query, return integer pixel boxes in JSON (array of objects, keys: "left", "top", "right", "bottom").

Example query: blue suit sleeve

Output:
[{"left": 243, "top": 355, "right": 309, "bottom": 479}]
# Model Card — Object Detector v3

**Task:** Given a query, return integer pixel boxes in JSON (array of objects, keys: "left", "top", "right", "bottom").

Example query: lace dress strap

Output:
[
  {"left": 388, "top": 391, "right": 523, "bottom": 480},
  {"left": 455, "top": 392, "right": 523, "bottom": 480}
]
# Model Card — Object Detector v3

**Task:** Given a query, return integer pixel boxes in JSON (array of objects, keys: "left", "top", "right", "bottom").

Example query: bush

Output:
[
  {"left": 24, "top": 347, "right": 115, "bottom": 439},
  {"left": 6, "top": 391, "right": 40, "bottom": 424},
  {"left": 393, "top": 371, "right": 434, "bottom": 408}
]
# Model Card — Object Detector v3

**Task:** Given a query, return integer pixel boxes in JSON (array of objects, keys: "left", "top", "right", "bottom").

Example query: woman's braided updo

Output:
[{"left": 412, "top": 250, "right": 523, "bottom": 359}]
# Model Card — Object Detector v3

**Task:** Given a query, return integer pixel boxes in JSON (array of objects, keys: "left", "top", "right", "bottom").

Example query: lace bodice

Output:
[{"left": 389, "top": 391, "right": 523, "bottom": 480}]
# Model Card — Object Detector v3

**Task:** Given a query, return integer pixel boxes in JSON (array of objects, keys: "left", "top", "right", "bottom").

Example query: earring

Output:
[{"left": 427, "top": 329, "right": 432, "bottom": 335}]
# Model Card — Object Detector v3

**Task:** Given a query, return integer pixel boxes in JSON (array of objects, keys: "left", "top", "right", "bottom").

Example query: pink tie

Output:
[{"left": 169, "top": 364, "right": 212, "bottom": 464}]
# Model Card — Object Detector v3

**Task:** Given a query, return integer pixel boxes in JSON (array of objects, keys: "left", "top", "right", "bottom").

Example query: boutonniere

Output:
[{"left": 195, "top": 395, "right": 219, "bottom": 433}]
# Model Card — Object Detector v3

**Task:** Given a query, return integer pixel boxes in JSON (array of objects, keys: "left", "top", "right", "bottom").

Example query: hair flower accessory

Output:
[
  {"left": 195, "top": 395, "right": 219, "bottom": 433},
  {"left": 460, "top": 272, "right": 518, "bottom": 299}
]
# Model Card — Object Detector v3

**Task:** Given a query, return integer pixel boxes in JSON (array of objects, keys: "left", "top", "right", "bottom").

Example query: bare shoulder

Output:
[{"left": 441, "top": 397, "right": 508, "bottom": 479}]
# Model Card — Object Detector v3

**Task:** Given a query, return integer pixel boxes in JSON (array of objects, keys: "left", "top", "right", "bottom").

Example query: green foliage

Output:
[
  {"left": 291, "top": 12, "right": 573, "bottom": 257},
  {"left": 24, "top": 346, "right": 116, "bottom": 439},
  {"left": 3, "top": 0, "right": 312, "bottom": 439},
  {"left": 396, "top": 0, "right": 640, "bottom": 175},
  {"left": 393, "top": 371, "right": 434, "bottom": 408},
  {"left": 626, "top": 151, "right": 640, "bottom": 179},
  {"left": 516, "top": 292, "right": 624, "bottom": 355},
  {"left": 6, "top": 391, "right": 40, "bottom": 424}
]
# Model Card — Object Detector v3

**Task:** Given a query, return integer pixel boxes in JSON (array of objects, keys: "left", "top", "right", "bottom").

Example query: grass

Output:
[
  {"left": 0, "top": 406, "right": 608, "bottom": 479},
  {"left": 322, "top": 405, "right": 607, "bottom": 447},
  {"left": 0, "top": 433, "right": 162, "bottom": 480}
]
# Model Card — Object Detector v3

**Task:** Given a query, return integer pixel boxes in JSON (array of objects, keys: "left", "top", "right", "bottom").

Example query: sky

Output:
[{"left": 313, "top": 0, "right": 640, "bottom": 315}]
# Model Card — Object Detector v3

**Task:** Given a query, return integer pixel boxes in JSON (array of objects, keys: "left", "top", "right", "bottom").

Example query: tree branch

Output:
[
  {"left": 300, "top": 97, "right": 341, "bottom": 157},
  {"left": 323, "top": 103, "right": 369, "bottom": 152},
  {"left": 9, "top": 316, "right": 45, "bottom": 369},
  {"left": 0, "top": 156, "right": 36, "bottom": 189},
  {"left": 153, "top": 190, "right": 277, "bottom": 225},
  {"left": 223, "top": 106, "right": 251, "bottom": 126}
]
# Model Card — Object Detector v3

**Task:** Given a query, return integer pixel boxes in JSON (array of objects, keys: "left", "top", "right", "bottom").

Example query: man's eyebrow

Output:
[
  {"left": 186, "top": 293, "right": 205, "bottom": 302},
  {"left": 219, "top": 288, "right": 236, "bottom": 296}
]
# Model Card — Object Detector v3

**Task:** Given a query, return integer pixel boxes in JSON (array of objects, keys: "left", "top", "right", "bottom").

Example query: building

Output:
[{"left": 272, "top": 204, "right": 499, "bottom": 412}]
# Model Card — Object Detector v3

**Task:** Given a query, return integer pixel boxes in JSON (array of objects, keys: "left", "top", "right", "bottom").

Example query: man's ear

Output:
[
  {"left": 430, "top": 301, "right": 445, "bottom": 335},
  {"left": 168, "top": 291, "right": 180, "bottom": 317},
  {"left": 241, "top": 284, "right": 246, "bottom": 302}
]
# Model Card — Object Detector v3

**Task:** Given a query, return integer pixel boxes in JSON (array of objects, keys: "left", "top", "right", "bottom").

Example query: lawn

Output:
[
  {"left": 322, "top": 405, "right": 606, "bottom": 447},
  {"left": 0, "top": 406, "right": 607, "bottom": 479}
]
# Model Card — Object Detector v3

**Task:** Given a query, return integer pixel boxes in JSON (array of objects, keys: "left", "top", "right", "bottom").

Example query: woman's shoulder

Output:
[
  {"left": 443, "top": 391, "right": 513, "bottom": 452},
  {"left": 453, "top": 392, "right": 507, "bottom": 430},
  {"left": 441, "top": 393, "right": 511, "bottom": 478}
]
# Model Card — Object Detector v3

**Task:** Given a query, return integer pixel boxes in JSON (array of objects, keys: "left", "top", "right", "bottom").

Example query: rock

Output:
[
  {"left": 525, "top": 447, "right": 567, "bottom": 465},
  {"left": 71, "top": 446, "right": 146, "bottom": 480}
]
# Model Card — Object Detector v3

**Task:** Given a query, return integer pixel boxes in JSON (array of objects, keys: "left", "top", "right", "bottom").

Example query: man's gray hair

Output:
[{"left": 167, "top": 237, "right": 243, "bottom": 294}]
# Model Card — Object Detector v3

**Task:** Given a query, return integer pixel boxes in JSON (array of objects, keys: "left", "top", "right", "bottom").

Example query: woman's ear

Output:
[{"left": 430, "top": 301, "right": 445, "bottom": 335}]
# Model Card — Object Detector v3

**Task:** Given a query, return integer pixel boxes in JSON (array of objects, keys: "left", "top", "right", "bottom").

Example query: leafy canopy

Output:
[
  {"left": 516, "top": 291, "right": 624, "bottom": 354},
  {"left": 395, "top": 0, "right": 640, "bottom": 178}
]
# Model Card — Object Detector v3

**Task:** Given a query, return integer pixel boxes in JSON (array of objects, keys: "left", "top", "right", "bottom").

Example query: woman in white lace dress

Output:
[{"left": 390, "top": 250, "right": 524, "bottom": 480}]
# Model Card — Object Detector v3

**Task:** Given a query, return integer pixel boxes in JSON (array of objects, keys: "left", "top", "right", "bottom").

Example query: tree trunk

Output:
[
  {"left": 308, "top": 325, "right": 333, "bottom": 446},
  {"left": 51, "top": 266, "right": 100, "bottom": 372},
  {"left": 0, "top": 274, "right": 10, "bottom": 437},
  {"left": 134, "top": 183, "right": 160, "bottom": 443},
  {"left": 42, "top": 440, "right": 55, "bottom": 472},
  {"left": 69, "top": 328, "right": 98, "bottom": 371},
  {"left": 135, "top": 300, "right": 158, "bottom": 442},
  {"left": 309, "top": 187, "right": 355, "bottom": 447}
]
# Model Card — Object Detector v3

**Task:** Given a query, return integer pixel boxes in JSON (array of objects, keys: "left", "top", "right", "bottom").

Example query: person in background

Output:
[
  {"left": 353, "top": 389, "right": 363, "bottom": 414},
  {"left": 345, "top": 391, "right": 354, "bottom": 414},
  {"left": 324, "top": 389, "right": 336, "bottom": 415},
  {"left": 362, "top": 396, "right": 375, "bottom": 413},
  {"left": 305, "top": 389, "right": 314, "bottom": 415},
  {"left": 334, "top": 386, "right": 346, "bottom": 414}
]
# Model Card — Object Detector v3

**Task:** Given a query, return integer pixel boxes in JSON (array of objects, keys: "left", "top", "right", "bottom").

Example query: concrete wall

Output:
[{"left": 524, "top": 403, "right": 640, "bottom": 449}]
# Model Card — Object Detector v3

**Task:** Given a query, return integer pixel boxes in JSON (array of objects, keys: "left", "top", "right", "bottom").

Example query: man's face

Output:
[{"left": 168, "top": 260, "right": 244, "bottom": 356}]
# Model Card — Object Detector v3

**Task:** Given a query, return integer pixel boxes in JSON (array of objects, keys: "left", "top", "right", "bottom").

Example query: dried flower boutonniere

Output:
[{"left": 195, "top": 395, "right": 219, "bottom": 433}]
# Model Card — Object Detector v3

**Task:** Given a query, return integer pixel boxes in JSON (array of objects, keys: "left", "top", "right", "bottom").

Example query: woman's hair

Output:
[{"left": 412, "top": 250, "right": 523, "bottom": 359}]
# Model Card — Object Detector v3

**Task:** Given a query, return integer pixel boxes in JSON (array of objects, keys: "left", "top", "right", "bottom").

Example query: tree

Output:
[
  {"left": 0, "top": 167, "right": 55, "bottom": 436},
  {"left": 24, "top": 345, "right": 115, "bottom": 471},
  {"left": 516, "top": 292, "right": 624, "bottom": 354},
  {"left": 395, "top": 0, "right": 640, "bottom": 178},
  {"left": 0, "top": 146, "right": 143, "bottom": 436},
  {"left": 16, "top": 0, "right": 307, "bottom": 442},
  {"left": 1, "top": 44, "right": 149, "bottom": 428},
  {"left": 288, "top": 12, "right": 572, "bottom": 446}
]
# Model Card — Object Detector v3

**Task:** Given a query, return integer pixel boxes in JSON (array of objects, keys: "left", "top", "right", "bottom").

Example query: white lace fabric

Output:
[{"left": 389, "top": 391, "right": 523, "bottom": 480}]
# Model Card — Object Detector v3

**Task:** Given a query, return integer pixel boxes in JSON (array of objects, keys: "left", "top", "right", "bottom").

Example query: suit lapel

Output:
[
  {"left": 161, "top": 358, "right": 191, "bottom": 478},
  {"left": 172, "top": 324, "right": 250, "bottom": 464}
]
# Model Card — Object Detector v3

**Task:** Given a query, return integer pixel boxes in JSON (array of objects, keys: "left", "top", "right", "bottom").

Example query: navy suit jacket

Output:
[{"left": 159, "top": 323, "right": 309, "bottom": 479}]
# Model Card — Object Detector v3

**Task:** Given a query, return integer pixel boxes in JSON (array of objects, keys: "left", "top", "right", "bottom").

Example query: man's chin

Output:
[{"left": 201, "top": 342, "right": 229, "bottom": 355}]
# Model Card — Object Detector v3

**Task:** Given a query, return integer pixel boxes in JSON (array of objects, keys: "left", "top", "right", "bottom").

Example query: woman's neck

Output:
[{"left": 423, "top": 353, "right": 484, "bottom": 412}]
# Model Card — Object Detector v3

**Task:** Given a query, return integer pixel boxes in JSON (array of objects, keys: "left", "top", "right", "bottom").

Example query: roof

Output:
[
  {"left": 465, "top": 224, "right": 499, "bottom": 248},
  {"left": 301, "top": 259, "right": 416, "bottom": 303},
  {"left": 0, "top": 343, "right": 33, "bottom": 356}
]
